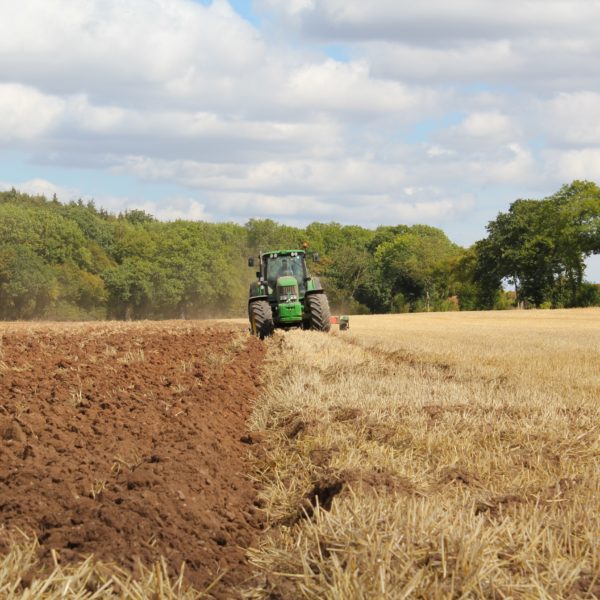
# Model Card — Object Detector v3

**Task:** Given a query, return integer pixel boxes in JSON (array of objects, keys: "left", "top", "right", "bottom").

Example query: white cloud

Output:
[
  {"left": 480, "top": 143, "right": 537, "bottom": 184},
  {"left": 453, "top": 112, "right": 517, "bottom": 140},
  {"left": 540, "top": 92, "right": 600, "bottom": 146},
  {"left": 116, "top": 155, "right": 408, "bottom": 195},
  {"left": 0, "top": 84, "right": 64, "bottom": 140},
  {"left": 204, "top": 188, "right": 474, "bottom": 225},
  {"left": 0, "top": 0, "right": 267, "bottom": 110},
  {"left": 551, "top": 148, "right": 600, "bottom": 181},
  {"left": 365, "top": 40, "right": 518, "bottom": 83},
  {"left": 0, "top": 177, "right": 212, "bottom": 224},
  {"left": 427, "top": 145, "right": 455, "bottom": 158},
  {"left": 261, "top": 1, "right": 599, "bottom": 44},
  {"left": 263, "top": 1, "right": 600, "bottom": 93},
  {"left": 283, "top": 59, "right": 438, "bottom": 117},
  {"left": 112, "top": 198, "right": 210, "bottom": 222},
  {"left": 0, "top": 178, "right": 74, "bottom": 199},
  {"left": 0, "top": 0, "right": 599, "bottom": 235}
]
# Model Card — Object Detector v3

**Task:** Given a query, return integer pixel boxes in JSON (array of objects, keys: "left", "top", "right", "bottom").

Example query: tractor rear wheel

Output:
[
  {"left": 306, "top": 293, "right": 331, "bottom": 332},
  {"left": 249, "top": 300, "right": 275, "bottom": 339}
]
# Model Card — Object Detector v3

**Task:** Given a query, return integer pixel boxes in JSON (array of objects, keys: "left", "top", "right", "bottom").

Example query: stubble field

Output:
[
  {"left": 1, "top": 309, "right": 599, "bottom": 599},
  {"left": 248, "top": 309, "right": 600, "bottom": 599}
]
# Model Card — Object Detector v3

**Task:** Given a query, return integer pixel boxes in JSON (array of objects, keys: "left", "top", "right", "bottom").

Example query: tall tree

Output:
[
  {"left": 375, "top": 226, "right": 461, "bottom": 312},
  {"left": 0, "top": 246, "right": 57, "bottom": 319},
  {"left": 475, "top": 181, "right": 600, "bottom": 307}
]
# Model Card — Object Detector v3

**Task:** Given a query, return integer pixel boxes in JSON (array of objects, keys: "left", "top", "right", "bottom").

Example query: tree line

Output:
[{"left": 0, "top": 181, "right": 598, "bottom": 320}]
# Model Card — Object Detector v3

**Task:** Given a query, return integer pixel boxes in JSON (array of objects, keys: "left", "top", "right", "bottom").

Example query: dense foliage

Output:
[
  {"left": 474, "top": 181, "right": 600, "bottom": 308},
  {"left": 0, "top": 181, "right": 598, "bottom": 320}
]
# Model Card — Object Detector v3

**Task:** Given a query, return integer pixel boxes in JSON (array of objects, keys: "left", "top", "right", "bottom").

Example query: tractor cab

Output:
[{"left": 264, "top": 252, "right": 307, "bottom": 298}]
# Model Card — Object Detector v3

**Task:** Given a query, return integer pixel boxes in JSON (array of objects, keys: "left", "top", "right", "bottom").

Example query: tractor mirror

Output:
[
  {"left": 312, "top": 252, "right": 320, "bottom": 263},
  {"left": 247, "top": 257, "right": 255, "bottom": 267}
]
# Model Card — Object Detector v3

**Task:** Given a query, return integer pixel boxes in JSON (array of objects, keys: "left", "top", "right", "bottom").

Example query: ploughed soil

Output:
[{"left": 0, "top": 321, "right": 266, "bottom": 597}]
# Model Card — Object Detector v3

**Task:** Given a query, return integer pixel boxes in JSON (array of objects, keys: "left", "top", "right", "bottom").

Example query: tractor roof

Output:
[{"left": 261, "top": 249, "right": 306, "bottom": 257}]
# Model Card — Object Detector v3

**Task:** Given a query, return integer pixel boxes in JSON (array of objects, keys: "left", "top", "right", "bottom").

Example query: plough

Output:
[{"left": 330, "top": 315, "right": 350, "bottom": 331}]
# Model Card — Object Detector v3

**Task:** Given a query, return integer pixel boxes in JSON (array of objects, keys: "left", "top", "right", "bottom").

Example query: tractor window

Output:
[{"left": 265, "top": 255, "right": 306, "bottom": 293}]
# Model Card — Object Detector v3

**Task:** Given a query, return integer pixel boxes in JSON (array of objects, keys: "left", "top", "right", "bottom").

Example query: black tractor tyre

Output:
[
  {"left": 249, "top": 300, "right": 275, "bottom": 339},
  {"left": 306, "top": 293, "right": 331, "bottom": 332}
]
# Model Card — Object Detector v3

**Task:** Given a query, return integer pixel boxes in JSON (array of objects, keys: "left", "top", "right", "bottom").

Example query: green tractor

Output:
[{"left": 247, "top": 248, "right": 331, "bottom": 338}]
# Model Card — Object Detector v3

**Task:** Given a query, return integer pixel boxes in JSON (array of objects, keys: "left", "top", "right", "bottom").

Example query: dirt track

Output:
[{"left": 0, "top": 321, "right": 265, "bottom": 596}]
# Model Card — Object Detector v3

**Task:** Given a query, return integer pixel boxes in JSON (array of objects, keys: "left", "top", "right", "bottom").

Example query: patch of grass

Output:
[
  {"left": 179, "top": 359, "right": 194, "bottom": 374},
  {"left": 89, "top": 479, "right": 108, "bottom": 500},
  {"left": 246, "top": 309, "right": 600, "bottom": 599},
  {"left": 119, "top": 349, "right": 145, "bottom": 364},
  {"left": 104, "top": 345, "right": 118, "bottom": 357},
  {"left": 205, "top": 330, "right": 247, "bottom": 370},
  {"left": 112, "top": 451, "right": 143, "bottom": 474},
  {"left": 0, "top": 531, "right": 206, "bottom": 599},
  {"left": 68, "top": 388, "right": 85, "bottom": 408}
]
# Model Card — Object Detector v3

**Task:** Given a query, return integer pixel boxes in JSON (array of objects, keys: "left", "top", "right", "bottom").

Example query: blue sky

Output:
[
  {"left": 1, "top": 0, "right": 599, "bottom": 279},
  {"left": 227, "top": 0, "right": 260, "bottom": 25}
]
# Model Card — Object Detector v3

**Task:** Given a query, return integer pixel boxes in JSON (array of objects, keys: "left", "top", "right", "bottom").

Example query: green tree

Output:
[
  {"left": 0, "top": 246, "right": 57, "bottom": 319},
  {"left": 475, "top": 181, "right": 600, "bottom": 307},
  {"left": 103, "top": 258, "right": 155, "bottom": 319},
  {"left": 119, "top": 209, "right": 157, "bottom": 226},
  {"left": 55, "top": 263, "right": 107, "bottom": 312},
  {"left": 375, "top": 226, "right": 461, "bottom": 311},
  {"left": 245, "top": 219, "right": 304, "bottom": 253},
  {"left": 304, "top": 223, "right": 375, "bottom": 312}
]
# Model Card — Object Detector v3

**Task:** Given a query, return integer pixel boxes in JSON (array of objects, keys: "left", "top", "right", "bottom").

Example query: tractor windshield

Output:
[{"left": 265, "top": 254, "right": 306, "bottom": 294}]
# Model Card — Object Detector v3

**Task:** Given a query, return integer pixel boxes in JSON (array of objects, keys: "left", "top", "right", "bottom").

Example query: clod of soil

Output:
[{"left": 0, "top": 322, "right": 266, "bottom": 597}]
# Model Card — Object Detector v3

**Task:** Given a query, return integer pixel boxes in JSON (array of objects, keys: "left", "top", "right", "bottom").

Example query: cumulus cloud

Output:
[
  {"left": 363, "top": 40, "right": 520, "bottom": 86},
  {"left": 472, "top": 144, "right": 537, "bottom": 185},
  {"left": 549, "top": 149, "right": 600, "bottom": 181},
  {"left": 99, "top": 196, "right": 211, "bottom": 222},
  {"left": 202, "top": 188, "right": 474, "bottom": 226},
  {"left": 260, "top": 0, "right": 599, "bottom": 45},
  {"left": 450, "top": 112, "right": 518, "bottom": 141},
  {"left": 282, "top": 59, "right": 439, "bottom": 117},
  {"left": 0, "top": 0, "right": 266, "bottom": 107},
  {"left": 539, "top": 93, "right": 600, "bottom": 146},
  {"left": 0, "top": 175, "right": 212, "bottom": 224},
  {"left": 0, "top": 0, "right": 599, "bottom": 236},
  {"left": 0, "top": 178, "right": 73, "bottom": 199},
  {"left": 262, "top": 1, "right": 600, "bottom": 93},
  {"left": 115, "top": 155, "right": 408, "bottom": 196},
  {"left": 0, "top": 84, "right": 64, "bottom": 141}
]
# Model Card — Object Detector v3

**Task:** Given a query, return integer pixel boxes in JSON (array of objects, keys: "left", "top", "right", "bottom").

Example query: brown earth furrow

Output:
[{"left": 0, "top": 321, "right": 265, "bottom": 597}]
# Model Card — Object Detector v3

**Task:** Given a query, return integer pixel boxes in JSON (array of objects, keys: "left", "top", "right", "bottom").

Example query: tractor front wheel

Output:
[
  {"left": 306, "top": 293, "right": 331, "bottom": 332},
  {"left": 249, "top": 300, "right": 275, "bottom": 339}
]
